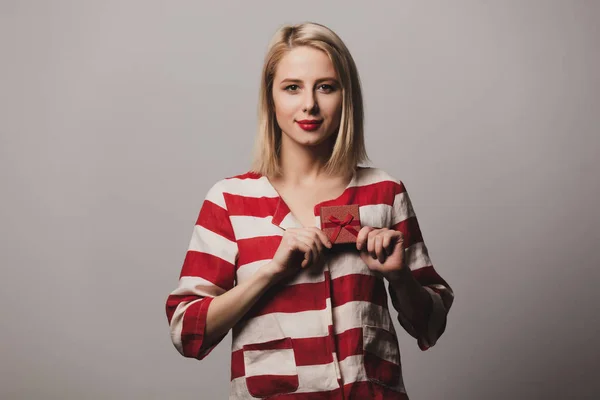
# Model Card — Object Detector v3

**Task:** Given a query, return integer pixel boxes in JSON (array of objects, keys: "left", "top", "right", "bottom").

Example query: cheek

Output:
[
  {"left": 273, "top": 93, "right": 299, "bottom": 118},
  {"left": 320, "top": 94, "right": 343, "bottom": 117}
]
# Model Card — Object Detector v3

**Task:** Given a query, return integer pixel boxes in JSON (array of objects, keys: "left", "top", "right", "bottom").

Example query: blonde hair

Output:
[{"left": 250, "top": 22, "right": 369, "bottom": 177}]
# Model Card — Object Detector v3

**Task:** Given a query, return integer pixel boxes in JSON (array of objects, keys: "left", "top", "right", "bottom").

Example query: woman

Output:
[{"left": 166, "top": 22, "right": 454, "bottom": 399}]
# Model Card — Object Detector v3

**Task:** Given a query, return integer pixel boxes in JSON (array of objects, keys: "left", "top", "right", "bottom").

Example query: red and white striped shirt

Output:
[{"left": 165, "top": 166, "right": 454, "bottom": 399}]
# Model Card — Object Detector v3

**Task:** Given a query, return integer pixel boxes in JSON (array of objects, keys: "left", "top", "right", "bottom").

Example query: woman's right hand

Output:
[
  {"left": 200, "top": 227, "right": 330, "bottom": 349},
  {"left": 263, "top": 227, "right": 333, "bottom": 281}
]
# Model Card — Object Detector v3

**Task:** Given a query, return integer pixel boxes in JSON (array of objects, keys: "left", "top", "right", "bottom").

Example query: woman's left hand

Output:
[{"left": 356, "top": 226, "right": 410, "bottom": 282}]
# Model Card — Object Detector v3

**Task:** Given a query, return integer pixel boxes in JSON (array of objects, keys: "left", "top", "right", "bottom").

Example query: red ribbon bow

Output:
[{"left": 325, "top": 213, "right": 360, "bottom": 242}]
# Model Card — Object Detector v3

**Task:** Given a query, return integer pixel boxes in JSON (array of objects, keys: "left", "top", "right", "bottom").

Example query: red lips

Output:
[{"left": 296, "top": 119, "right": 323, "bottom": 131}]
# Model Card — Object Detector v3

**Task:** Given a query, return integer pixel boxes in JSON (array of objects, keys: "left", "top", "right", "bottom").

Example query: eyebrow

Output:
[{"left": 279, "top": 77, "right": 339, "bottom": 85}]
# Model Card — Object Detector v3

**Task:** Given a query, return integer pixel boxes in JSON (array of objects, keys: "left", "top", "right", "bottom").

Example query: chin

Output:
[
  {"left": 301, "top": 135, "right": 336, "bottom": 148},
  {"left": 280, "top": 124, "right": 337, "bottom": 148},
  {"left": 293, "top": 130, "right": 330, "bottom": 145}
]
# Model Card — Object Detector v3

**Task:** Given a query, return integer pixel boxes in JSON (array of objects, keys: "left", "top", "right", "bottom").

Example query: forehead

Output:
[{"left": 274, "top": 46, "right": 338, "bottom": 81}]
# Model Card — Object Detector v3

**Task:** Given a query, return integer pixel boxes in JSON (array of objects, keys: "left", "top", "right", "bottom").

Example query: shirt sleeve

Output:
[
  {"left": 165, "top": 181, "right": 238, "bottom": 360},
  {"left": 387, "top": 179, "right": 454, "bottom": 351}
]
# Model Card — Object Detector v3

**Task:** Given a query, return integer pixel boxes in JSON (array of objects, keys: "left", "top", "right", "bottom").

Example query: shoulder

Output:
[
  {"left": 204, "top": 171, "right": 275, "bottom": 209},
  {"left": 355, "top": 166, "right": 406, "bottom": 194}
]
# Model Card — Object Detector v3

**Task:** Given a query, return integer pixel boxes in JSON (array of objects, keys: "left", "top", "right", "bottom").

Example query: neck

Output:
[{"left": 277, "top": 134, "right": 336, "bottom": 184}]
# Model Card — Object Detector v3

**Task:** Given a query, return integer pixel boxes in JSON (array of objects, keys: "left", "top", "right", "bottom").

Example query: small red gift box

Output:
[{"left": 319, "top": 204, "right": 361, "bottom": 244}]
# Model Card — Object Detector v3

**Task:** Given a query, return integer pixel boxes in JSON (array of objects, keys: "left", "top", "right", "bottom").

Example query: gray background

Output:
[{"left": 1, "top": 1, "right": 599, "bottom": 399}]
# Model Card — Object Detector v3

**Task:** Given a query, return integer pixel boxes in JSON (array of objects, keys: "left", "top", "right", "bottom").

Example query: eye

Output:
[
  {"left": 284, "top": 84, "right": 300, "bottom": 92},
  {"left": 318, "top": 84, "right": 336, "bottom": 93}
]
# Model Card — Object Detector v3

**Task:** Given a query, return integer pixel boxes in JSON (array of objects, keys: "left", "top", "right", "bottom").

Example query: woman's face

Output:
[{"left": 272, "top": 46, "right": 343, "bottom": 148}]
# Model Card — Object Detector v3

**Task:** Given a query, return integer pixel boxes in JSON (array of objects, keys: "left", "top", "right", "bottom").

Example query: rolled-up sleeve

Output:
[
  {"left": 388, "top": 179, "right": 454, "bottom": 351},
  {"left": 165, "top": 181, "right": 238, "bottom": 360}
]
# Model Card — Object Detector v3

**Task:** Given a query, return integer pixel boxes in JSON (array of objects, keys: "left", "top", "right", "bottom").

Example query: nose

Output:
[{"left": 303, "top": 90, "right": 319, "bottom": 113}]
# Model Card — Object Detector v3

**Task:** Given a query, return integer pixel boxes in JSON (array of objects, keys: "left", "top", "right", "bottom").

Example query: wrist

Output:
[
  {"left": 385, "top": 265, "right": 413, "bottom": 285},
  {"left": 257, "top": 261, "right": 285, "bottom": 286}
]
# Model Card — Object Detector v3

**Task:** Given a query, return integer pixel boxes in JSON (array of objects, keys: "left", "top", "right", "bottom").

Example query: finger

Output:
[
  {"left": 375, "top": 235, "right": 386, "bottom": 264},
  {"left": 295, "top": 229, "right": 324, "bottom": 254},
  {"left": 382, "top": 232, "right": 392, "bottom": 255},
  {"left": 301, "top": 244, "right": 312, "bottom": 268},
  {"left": 382, "top": 230, "right": 397, "bottom": 255},
  {"left": 395, "top": 230, "right": 405, "bottom": 247},
  {"left": 296, "top": 235, "right": 318, "bottom": 268},
  {"left": 356, "top": 226, "right": 375, "bottom": 251},
  {"left": 307, "top": 227, "right": 333, "bottom": 249},
  {"left": 291, "top": 237, "right": 312, "bottom": 268},
  {"left": 367, "top": 229, "right": 382, "bottom": 259},
  {"left": 296, "top": 231, "right": 323, "bottom": 262},
  {"left": 305, "top": 229, "right": 331, "bottom": 266}
]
